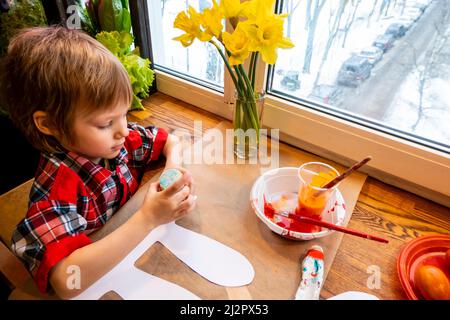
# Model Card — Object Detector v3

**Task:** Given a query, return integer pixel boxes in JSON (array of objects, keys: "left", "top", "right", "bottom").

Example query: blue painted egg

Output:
[{"left": 159, "top": 168, "right": 183, "bottom": 190}]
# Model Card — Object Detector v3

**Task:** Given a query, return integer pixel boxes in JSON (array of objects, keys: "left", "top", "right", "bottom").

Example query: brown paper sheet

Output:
[{"left": 8, "top": 122, "right": 367, "bottom": 300}]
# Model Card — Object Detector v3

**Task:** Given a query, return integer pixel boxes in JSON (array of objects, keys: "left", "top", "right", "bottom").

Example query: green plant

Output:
[
  {"left": 0, "top": 0, "right": 47, "bottom": 115},
  {"left": 76, "top": 0, "right": 131, "bottom": 37},
  {"left": 96, "top": 31, "right": 154, "bottom": 111},
  {"left": 0, "top": 0, "right": 47, "bottom": 56}
]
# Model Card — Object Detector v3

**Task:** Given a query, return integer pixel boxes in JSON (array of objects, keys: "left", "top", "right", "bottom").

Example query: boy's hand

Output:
[
  {"left": 163, "top": 134, "right": 183, "bottom": 168},
  {"left": 162, "top": 166, "right": 195, "bottom": 195},
  {"left": 138, "top": 170, "right": 196, "bottom": 228}
]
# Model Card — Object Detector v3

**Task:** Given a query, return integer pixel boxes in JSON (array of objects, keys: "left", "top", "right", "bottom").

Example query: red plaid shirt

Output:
[{"left": 11, "top": 123, "right": 168, "bottom": 294}]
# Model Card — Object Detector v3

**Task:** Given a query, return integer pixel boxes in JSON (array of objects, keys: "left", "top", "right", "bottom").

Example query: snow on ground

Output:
[
  {"left": 152, "top": 0, "right": 449, "bottom": 148},
  {"left": 385, "top": 74, "right": 450, "bottom": 146}
]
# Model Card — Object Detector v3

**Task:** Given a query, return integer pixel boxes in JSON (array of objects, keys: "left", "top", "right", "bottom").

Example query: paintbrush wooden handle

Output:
[
  {"left": 322, "top": 156, "right": 372, "bottom": 189},
  {"left": 294, "top": 215, "right": 389, "bottom": 243},
  {"left": 276, "top": 211, "right": 388, "bottom": 244}
]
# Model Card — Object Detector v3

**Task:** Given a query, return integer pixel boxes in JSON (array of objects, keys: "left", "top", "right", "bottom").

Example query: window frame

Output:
[
  {"left": 263, "top": 88, "right": 450, "bottom": 206},
  {"left": 139, "top": 0, "right": 450, "bottom": 207},
  {"left": 129, "top": 0, "right": 158, "bottom": 95}
]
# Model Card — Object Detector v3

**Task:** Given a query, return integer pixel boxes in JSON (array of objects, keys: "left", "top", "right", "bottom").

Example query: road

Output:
[{"left": 338, "top": 0, "right": 448, "bottom": 121}]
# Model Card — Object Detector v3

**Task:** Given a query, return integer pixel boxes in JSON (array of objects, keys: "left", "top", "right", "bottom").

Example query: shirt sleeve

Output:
[
  {"left": 124, "top": 122, "right": 169, "bottom": 167},
  {"left": 11, "top": 200, "right": 92, "bottom": 294}
]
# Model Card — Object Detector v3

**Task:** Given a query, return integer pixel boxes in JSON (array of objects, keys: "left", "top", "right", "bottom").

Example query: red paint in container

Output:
[{"left": 264, "top": 192, "right": 322, "bottom": 234}]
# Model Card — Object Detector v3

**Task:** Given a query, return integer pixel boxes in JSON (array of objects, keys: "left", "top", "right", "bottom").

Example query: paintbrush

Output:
[
  {"left": 313, "top": 156, "right": 372, "bottom": 197},
  {"left": 274, "top": 210, "right": 389, "bottom": 243}
]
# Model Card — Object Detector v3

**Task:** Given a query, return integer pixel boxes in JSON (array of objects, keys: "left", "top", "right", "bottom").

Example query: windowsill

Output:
[
  {"left": 154, "top": 70, "right": 450, "bottom": 207},
  {"left": 127, "top": 91, "right": 450, "bottom": 300}
]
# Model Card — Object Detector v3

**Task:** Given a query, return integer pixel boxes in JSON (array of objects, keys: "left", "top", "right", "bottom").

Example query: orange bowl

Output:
[{"left": 397, "top": 234, "right": 450, "bottom": 299}]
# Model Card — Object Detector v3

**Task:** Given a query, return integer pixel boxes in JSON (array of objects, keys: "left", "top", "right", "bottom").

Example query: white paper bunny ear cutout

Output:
[
  {"left": 72, "top": 222, "right": 254, "bottom": 300},
  {"left": 327, "top": 291, "right": 379, "bottom": 300},
  {"left": 73, "top": 267, "right": 200, "bottom": 300},
  {"left": 160, "top": 223, "right": 255, "bottom": 287}
]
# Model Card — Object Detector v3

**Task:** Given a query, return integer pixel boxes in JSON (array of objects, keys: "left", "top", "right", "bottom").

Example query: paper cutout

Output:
[
  {"left": 327, "top": 291, "right": 379, "bottom": 300},
  {"left": 160, "top": 223, "right": 255, "bottom": 287},
  {"left": 73, "top": 222, "right": 254, "bottom": 300}
]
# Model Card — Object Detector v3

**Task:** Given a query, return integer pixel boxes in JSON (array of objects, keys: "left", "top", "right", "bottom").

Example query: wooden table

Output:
[
  {"left": 128, "top": 93, "right": 450, "bottom": 300},
  {"left": 1, "top": 92, "right": 449, "bottom": 300}
]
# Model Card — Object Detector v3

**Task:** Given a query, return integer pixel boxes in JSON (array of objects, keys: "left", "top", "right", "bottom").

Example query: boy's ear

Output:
[{"left": 33, "top": 111, "right": 57, "bottom": 136}]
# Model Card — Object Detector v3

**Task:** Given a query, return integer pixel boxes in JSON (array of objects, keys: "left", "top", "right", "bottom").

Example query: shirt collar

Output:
[{"left": 47, "top": 147, "right": 129, "bottom": 190}]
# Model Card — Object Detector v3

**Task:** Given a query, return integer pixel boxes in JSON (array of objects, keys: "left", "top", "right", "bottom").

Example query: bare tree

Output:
[
  {"left": 367, "top": 0, "right": 379, "bottom": 27},
  {"left": 378, "top": 0, "right": 393, "bottom": 20},
  {"left": 342, "top": 0, "right": 362, "bottom": 48},
  {"left": 161, "top": 0, "right": 169, "bottom": 16},
  {"left": 199, "top": 0, "right": 210, "bottom": 11},
  {"left": 305, "top": 0, "right": 311, "bottom": 30},
  {"left": 303, "top": 0, "right": 326, "bottom": 73},
  {"left": 205, "top": 42, "right": 223, "bottom": 83},
  {"left": 283, "top": 0, "right": 301, "bottom": 38},
  {"left": 185, "top": 0, "right": 190, "bottom": 72},
  {"left": 313, "top": 0, "right": 347, "bottom": 87},
  {"left": 411, "top": 22, "right": 450, "bottom": 131},
  {"left": 400, "top": 0, "right": 407, "bottom": 15}
]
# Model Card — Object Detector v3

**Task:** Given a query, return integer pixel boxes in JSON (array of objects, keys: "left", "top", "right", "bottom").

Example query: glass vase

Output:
[{"left": 233, "top": 91, "right": 265, "bottom": 159}]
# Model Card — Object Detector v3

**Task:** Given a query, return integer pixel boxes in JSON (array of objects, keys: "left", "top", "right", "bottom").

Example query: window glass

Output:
[{"left": 270, "top": 0, "right": 449, "bottom": 150}]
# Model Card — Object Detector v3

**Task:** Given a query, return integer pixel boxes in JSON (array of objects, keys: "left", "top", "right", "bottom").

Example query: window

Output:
[
  {"left": 269, "top": 0, "right": 449, "bottom": 153},
  {"left": 142, "top": 0, "right": 449, "bottom": 203},
  {"left": 148, "top": 0, "right": 224, "bottom": 91}
]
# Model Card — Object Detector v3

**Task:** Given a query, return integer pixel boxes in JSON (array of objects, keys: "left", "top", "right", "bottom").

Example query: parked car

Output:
[
  {"left": 372, "top": 34, "right": 395, "bottom": 52},
  {"left": 280, "top": 71, "right": 300, "bottom": 91},
  {"left": 409, "top": 1, "right": 428, "bottom": 12},
  {"left": 357, "top": 46, "right": 383, "bottom": 65},
  {"left": 308, "top": 84, "right": 343, "bottom": 105},
  {"left": 404, "top": 8, "right": 422, "bottom": 21},
  {"left": 385, "top": 23, "right": 407, "bottom": 38},
  {"left": 337, "top": 56, "right": 372, "bottom": 88},
  {"left": 394, "top": 17, "right": 415, "bottom": 31}
]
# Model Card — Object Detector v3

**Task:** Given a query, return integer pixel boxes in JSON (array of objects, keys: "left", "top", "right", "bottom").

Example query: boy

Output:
[{"left": 0, "top": 27, "right": 196, "bottom": 299}]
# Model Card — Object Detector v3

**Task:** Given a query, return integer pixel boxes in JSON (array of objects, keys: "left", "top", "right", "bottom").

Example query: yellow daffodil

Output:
[
  {"left": 201, "top": 0, "right": 223, "bottom": 39},
  {"left": 173, "top": 7, "right": 200, "bottom": 46},
  {"left": 240, "top": 10, "right": 294, "bottom": 64},
  {"left": 173, "top": 6, "right": 211, "bottom": 47},
  {"left": 222, "top": 24, "right": 251, "bottom": 65},
  {"left": 243, "top": 0, "right": 286, "bottom": 20},
  {"left": 219, "top": 0, "right": 247, "bottom": 19}
]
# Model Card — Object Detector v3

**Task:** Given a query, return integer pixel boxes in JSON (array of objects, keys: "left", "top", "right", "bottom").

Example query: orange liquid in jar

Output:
[{"left": 295, "top": 170, "right": 337, "bottom": 232}]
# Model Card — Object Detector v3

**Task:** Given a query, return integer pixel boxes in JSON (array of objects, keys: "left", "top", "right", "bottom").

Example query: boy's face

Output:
[{"left": 63, "top": 102, "right": 130, "bottom": 164}]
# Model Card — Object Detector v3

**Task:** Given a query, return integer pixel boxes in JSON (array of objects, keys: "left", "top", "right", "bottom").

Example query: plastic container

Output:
[
  {"left": 397, "top": 234, "right": 450, "bottom": 300},
  {"left": 250, "top": 167, "right": 347, "bottom": 240}
]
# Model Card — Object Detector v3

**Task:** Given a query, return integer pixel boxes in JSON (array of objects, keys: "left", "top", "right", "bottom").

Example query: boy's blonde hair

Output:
[{"left": 0, "top": 26, "right": 133, "bottom": 153}]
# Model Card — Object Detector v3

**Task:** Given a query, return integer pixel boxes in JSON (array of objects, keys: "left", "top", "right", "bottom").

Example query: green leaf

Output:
[
  {"left": 121, "top": 0, "right": 130, "bottom": 11},
  {"left": 112, "top": 0, "right": 123, "bottom": 32},
  {"left": 85, "top": 0, "right": 100, "bottom": 32},
  {"left": 75, "top": 1, "right": 98, "bottom": 36},
  {"left": 98, "top": 0, "right": 116, "bottom": 31},
  {"left": 121, "top": 9, "right": 131, "bottom": 33},
  {"left": 131, "top": 46, "right": 140, "bottom": 56},
  {"left": 96, "top": 31, "right": 154, "bottom": 111},
  {"left": 0, "top": 0, "right": 47, "bottom": 56},
  {"left": 96, "top": 31, "right": 121, "bottom": 55},
  {"left": 118, "top": 31, "right": 133, "bottom": 55},
  {"left": 131, "top": 94, "right": 144, "bottom": 110}
]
